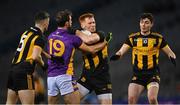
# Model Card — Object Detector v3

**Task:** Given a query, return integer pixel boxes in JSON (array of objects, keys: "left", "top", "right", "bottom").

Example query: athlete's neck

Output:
[
  {"left": 35, "top": 24, "right": 44, "bottom": 33},
  {"left": 141, "top": 31, "right": 151, "bottom": 36}
]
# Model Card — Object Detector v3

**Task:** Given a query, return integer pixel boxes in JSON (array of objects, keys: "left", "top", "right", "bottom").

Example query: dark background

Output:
[{"left": 0, "top": 0, "right": 180, "bottom": 104}]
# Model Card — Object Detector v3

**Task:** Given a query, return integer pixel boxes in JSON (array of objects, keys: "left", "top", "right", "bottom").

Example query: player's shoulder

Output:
[
  {"left": 29, "top": 27, "right": 42, "bottom": 35},
  {"left": 73, "top": 34, "right": 82, "bottom": 41},
  {"left": 48, "top": 30, "right": 62, "bottom": 39},
  {"left": 128, "top": 32, "right": 140, "bottom": 38},
  {"left": 151, "top": 32, "right": 163, "bottom": 38}
]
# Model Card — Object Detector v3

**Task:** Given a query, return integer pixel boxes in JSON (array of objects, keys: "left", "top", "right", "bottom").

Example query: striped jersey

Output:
[
  {"left": 12, "top": 27, "right": 45, "bottom": 65},
  {"left": 125, "top": 32, "right": 168, "bottom": 73}
]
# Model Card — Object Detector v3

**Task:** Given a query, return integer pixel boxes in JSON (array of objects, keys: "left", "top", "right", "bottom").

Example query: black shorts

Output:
[
  {"left": 7, "top": 62, "right": 35, "bottom": 91},
  {"left": 130, "top": 72, "right": 160, "bottom": 88},
  {"left": 78, "top": 64, "right": 112, "bottom": 95}
]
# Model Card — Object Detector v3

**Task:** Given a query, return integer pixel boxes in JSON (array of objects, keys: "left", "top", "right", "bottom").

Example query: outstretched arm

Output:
[
  {"left": 161, "top": 45, "right": 176, "bottom": 59},
  {"left": 110, "top": 44, "right": 130, "bottom": 61},
  {"left": 162, "top": 45, "right": 176, "bottom": 66},
  {"left": 116, "top": 44, "right": 130, "bottom": 57}
]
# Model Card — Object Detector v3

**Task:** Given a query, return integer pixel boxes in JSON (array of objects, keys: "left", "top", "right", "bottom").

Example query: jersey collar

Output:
[{"left": 31, "top": 27, "right": 43, "bottom": 35}]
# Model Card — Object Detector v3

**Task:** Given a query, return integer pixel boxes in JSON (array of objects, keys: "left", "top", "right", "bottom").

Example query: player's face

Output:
[
  {"left": 140, "top": 18, "right": 153, "bottom": 34},
  {"left": 81, "top": 17, "right": 96, "bottom": 32},
  {"left": 44, "top": 18, "right": 50, "bottom": 32},
  {"left": 68, "top": 16, "right": 72, "bottom": 27}
]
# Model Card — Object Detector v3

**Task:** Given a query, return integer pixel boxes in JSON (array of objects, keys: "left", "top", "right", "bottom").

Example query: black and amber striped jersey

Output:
[
  {"left": 125, "top": 32, "right": 168, "bottom": 73},
  {"left": 83, "top": 45, "right": 108, "bottom": 71},
  {"left": 82, "top": 30, "right": 108, "bottom": 71},
  {"left": 12, "top": 27, "right": 45, "bottom": 65}
]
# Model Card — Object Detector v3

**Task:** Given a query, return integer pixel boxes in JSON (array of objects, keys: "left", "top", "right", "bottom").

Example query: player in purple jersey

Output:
[{"left": 47, "top": 10, "right": 107, "bottom": 104}]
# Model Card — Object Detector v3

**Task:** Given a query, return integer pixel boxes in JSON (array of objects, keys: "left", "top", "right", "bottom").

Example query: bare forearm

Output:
[
  {"left": 162, "top": 46, "right": 176, "bottom": 59},
  {"left": 76, "top": 30, "right": 99, "bottom": 44},
  {"left": 116, "top": 44, "right": 130, "bottom": 58},
  {"left": 168, "top": 51, "right": 176, "bottom": 58},
  {"left": 32, "top": 46, "right": 45, "bottom": 66},
  {"left": 91, "top": 41, "right": 107, "bottom": 53},
  {"left": 79, "top": 41, "right": 106, "bottom": 54},
  {"left": 34, "top": 55, "right": 44, "bottom": 66},
  {"left": 42, "top": 50, "right": 51, "bottom": 59}
]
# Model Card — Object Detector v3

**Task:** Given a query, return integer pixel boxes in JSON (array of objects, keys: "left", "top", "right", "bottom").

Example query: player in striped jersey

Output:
[
  {"left": 110, "top": 13, "right": 176, "bottom": 104},
  {"left": 6, "top": 11, "right": 49, "bottom": 104},
  {"left": 77, "top": 13, "right": 112, "bottom": 105}
]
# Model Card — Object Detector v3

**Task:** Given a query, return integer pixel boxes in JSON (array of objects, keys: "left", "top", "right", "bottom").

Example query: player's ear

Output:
[
  {"left": 81, "top": 24, "right": 85, "bottom": 29},
  {"left": 65, "top": 21, "right": 69, "bottom": 27},
  {"left": 44, "top": 18, "right": 49, "bottom": 26}
]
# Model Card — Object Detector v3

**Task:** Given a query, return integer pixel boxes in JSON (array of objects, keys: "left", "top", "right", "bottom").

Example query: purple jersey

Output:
[{"left": 47, "top": 28, "right": 82, "bottom": 77}]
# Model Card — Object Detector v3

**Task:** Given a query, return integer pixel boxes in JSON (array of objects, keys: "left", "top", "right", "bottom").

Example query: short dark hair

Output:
[
  {"left": 55, "top": 9, "right": 72, "bottom": 27},
  {"left": 79, "top": 13, "right": 94, "bottom": 23},
  {"left": 140, "top": 13, "right": 154, "bottom": 23},
  {"left": 35, "top": 11, "right": 49, "bottom": 23}
]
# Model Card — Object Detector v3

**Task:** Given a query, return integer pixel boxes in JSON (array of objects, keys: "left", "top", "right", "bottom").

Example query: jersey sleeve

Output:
[
  {"left": 34, "top": 36, "right": 45, "bottom": 49},
  {"left": 160, "top": 37, "right": 168, "bottom": 49},
  {"left": 124, "top": 36, "right": 133, "bottom": 47},
  {"left": 72, "top": 36, "right": 83, "bottom": 48},
  {"left": 96, "top": 30, "right": 105, "bottom": 42}
]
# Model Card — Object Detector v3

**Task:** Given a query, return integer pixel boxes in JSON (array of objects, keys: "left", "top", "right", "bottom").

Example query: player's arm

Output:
[
  {"left": 42, "top": 50, "right": 64, "bottom": 63},
  {"left": 32, "top": 46, "right": 44, "bottom": 67},
  {"left": 160, "top": 37, "right": 176, "bottom": 66},
  {"left": 76, "top": 30, "right": 101, "bottom": 44},
  {"left": 116, "top": 44, "right": 131, "bottom": 57},
  {"left": 110, "top": 35, "right": 132, "bottom": 61},
  {"left": 162, "top": 45, "right": 176, "bottom": 59},
  {"left": 42, "top": 50, "right": 51, "bottom": 59},
  {"left": 162, "top": 45, "right": 176, "bottom": 66},
  {"left": 110, "top": 44, "right": 130, "bottom": 61},
  {"left": 78, "top": 41, "right": 107, "bottom": 54},
  {"left": 32, "top": 36, "right": 48, "bottom": 71}
]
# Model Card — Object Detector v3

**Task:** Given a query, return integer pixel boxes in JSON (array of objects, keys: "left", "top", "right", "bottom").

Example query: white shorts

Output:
[{"left": 48, "top": 74, "right": 77, "bottom": 96}]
